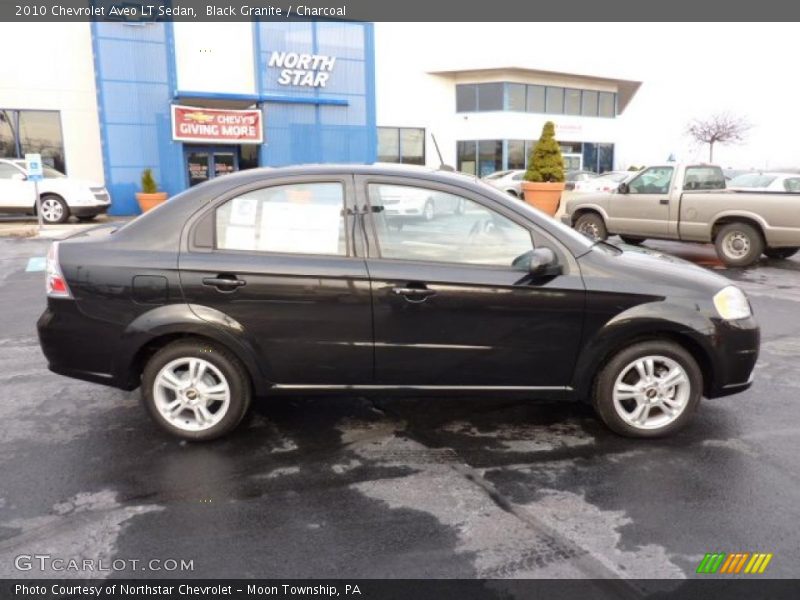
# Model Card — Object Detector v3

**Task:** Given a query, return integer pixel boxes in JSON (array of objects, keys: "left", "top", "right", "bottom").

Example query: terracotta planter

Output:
[
  {"left": 135, "top": 192, "right": 168, "bottom": 213},
  {"left": 521, "top": 181, "right": 565, "bottom": 217}
]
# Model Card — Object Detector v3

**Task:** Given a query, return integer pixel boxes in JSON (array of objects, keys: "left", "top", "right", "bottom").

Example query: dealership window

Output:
[
  {"left": 215, "top": 182, "right": 347, "bottom": 255},
  {"left": 564, "top": 89, "right": 581, "bottom": 116},
  {"left": 456, "top": 83, "right": 616, "bottom": 118},
  {"left": 0, "top": 109, "right": 65, "bottom": 173},
  {"left": 367, "top": 183, "right": 533, "bottom": 266},
  {"left": 460, "top": 139, "right": 615, "bottom": 174},
  {"left": 526, "top": 85, "right": 546, "bottom": 113},
  {"left": 581, "top": 90, "right": 599, "bottom": 117},
  {"left": 545, "top": 87, "right": 564, "bottom": 114},
  {"left": 378, "top": 127, "right": 425, "bottom": 165},
  {"left": 507, "top": 140, "right": 526, "bottom": 170},
  {"left": 598, "top": 92, "right": 615, "bottom": 117},
  {"left": 506, "top": 84, "right": 526, "bottom": 112}
]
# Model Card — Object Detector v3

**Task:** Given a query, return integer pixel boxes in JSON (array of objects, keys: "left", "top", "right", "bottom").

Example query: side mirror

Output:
[
  {"left": 617, "top": 182, "right": 629, "bottom": 194},
  {"left": 513, "top": 247, "right": 562, "bottom": 278},
  {"left": 11, "top": 173, "right": 26, "bottom": 182}
]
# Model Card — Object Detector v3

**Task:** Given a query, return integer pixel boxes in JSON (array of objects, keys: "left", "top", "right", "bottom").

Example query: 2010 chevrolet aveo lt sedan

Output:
[{"left": 37, "top": 165, "right": 759, "bottom": 441}]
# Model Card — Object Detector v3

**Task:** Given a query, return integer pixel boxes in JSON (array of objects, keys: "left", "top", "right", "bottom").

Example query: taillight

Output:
[{"left": 46, "top": 242, "right": 72, "bottom": 299}]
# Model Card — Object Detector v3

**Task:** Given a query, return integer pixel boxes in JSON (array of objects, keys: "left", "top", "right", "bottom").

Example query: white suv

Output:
[{"left": 0, "top": 158, "right": 111, "bottom": 223}]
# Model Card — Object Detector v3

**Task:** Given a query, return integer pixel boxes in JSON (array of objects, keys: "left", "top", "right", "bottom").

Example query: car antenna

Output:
[{"left": 431, "top": 133, "right": 455, "bottom": 172}]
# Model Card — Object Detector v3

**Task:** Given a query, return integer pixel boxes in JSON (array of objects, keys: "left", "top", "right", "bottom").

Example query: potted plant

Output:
[
  {"left": 521, "top": 121, "right": 566, "bottom": 216},
  {"left": 135, "top": 168, "right": 168, "bottom": 213}
]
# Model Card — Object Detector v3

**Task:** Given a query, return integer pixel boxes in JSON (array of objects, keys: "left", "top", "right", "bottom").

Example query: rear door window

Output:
[{"left": 215, "top": 182, "right": 347, "bottom": 255}]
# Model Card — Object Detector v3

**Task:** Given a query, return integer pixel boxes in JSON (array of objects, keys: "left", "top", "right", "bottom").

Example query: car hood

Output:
[{"left": 581, "top": 242, "right": 733, "bottom": 298}]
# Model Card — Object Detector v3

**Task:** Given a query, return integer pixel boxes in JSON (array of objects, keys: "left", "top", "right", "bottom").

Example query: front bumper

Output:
[
  {"left": 706, "top": 316, "right": 760, "bottom": 398},
  {"left": 71, "top": 204, "right": 110, "bottom": 218}
]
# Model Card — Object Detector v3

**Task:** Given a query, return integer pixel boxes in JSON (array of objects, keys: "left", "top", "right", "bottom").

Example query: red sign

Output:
[{"left": 171, "top": 105, "right": 263, "bottom": 144}]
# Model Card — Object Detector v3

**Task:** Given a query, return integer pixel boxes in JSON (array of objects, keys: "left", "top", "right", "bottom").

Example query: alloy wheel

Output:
[
  {"left": 41, "top": 198, "right": 64, "bottom": 223},
  {"left": 611, "top": 355, "right": 691, "bottom": 430},
  {"left": 153, "top": 357, "right": 231, "bottom": 432}
]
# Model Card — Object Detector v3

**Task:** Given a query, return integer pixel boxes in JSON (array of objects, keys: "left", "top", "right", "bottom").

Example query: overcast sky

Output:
[{"left": 411, "top": 22, "right": 798, "bottom": 169}]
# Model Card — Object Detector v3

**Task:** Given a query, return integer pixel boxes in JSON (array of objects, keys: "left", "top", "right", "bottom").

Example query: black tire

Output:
[
  {"left": 620, "top": 236, "right": 645, "bottom": 246},
  {"left": 574, "top": 212, "right": 608, "bottom": 241},
  {"left": 77, "top": 215, "right": 97, "bottom": 223},
  {"left": 38, "top": 195, "right": 69, "bottom": 224},
  {"left": 714, "top": 222, "right": 764, "bottom": 267},
  {"left": 592, "top": 340, "right": 702, "bottom": 438},
  {"left": 141, "top": 338, "right": 252, "bottom": 441},
  {"left": 764, "top": 247, "right": 799, "bottom": 260}
]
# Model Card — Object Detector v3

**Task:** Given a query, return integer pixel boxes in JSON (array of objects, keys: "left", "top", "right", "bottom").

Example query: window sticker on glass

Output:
[
  {"left": 259, "top": 202, "right": 341, "bottom": 254},
  {"left": 229, "top": 196, "right": 258, "bottom": 226},
  {"left": 223, "top": 225, "right": 257, "bottom": 251}
]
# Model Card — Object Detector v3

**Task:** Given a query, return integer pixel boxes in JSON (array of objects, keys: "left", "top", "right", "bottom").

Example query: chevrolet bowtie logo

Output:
[
  {"left": 696, "top": 552, "right": 773, "bottom": 574},
  {"left": 183, "top": 111, "right": 215, "bottom": 124}
]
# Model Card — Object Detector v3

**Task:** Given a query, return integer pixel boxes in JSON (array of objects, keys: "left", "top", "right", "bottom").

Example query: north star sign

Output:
[{"left": 268, "top": 51, "right": 336, "bottom": 87}]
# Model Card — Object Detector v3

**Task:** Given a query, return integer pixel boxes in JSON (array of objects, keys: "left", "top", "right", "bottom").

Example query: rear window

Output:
[{"left": 683, "top": 167, "right": 726, "bottom": 191}]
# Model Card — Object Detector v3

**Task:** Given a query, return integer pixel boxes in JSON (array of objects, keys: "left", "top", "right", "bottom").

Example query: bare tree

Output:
[{"left": 686, "top": 112, "right": 751, "bottom": 162}]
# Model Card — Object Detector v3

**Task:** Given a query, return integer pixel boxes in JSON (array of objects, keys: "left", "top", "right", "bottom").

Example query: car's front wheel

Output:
[
  {"left": 39, "top": 195, "right": 69, "bottom": 224},
  {"left": 592, "top": 340, "right": 702, "bottom": 438},
  {"left": 141, "top": 338, "right": 251, "bottom": 441}
]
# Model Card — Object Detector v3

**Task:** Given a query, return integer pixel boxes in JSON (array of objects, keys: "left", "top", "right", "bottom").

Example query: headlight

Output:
[{"left": 713, "top": 286, "right": 752, "bottom": 320}]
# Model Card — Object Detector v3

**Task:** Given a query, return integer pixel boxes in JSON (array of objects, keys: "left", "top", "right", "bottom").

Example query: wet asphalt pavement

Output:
[{"left": 0, "top": 236, "right": 799, "bottom": 584}]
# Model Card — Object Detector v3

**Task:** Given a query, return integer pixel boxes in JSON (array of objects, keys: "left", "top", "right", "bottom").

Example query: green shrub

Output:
[
  {"left": 524, "top": 121, "right": 565, "bottom": 183},
  {"left": 141, "top": 168, "right": 158, "bottom": 194}
]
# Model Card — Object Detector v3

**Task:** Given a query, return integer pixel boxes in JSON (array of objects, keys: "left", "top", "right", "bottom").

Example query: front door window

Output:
[{"left": 628, "top": 167, "right": 674, "bottom": 195}]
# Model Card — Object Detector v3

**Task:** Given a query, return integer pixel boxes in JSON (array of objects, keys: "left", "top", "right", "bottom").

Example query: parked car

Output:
[
  {"left": 573, "top": 170, "right": 631, "bottom": 193},
  {"left": 0, "top": 158, "right": 110, "bottom": 223},
  {"left": 482, "top": 169, "right": 526, "bottom": 197},
  {"left": 38, "top": 164, "right": 759, "bottom": 441},
  {"left": 565, "top": 169, "right": 599, "bottom": 191},
  {"left": 728, "top": 172, "right": 800, "bottom": 193},
  {"left": 377, "top": 185, "right": 465, "bottom": 221},
  {"left": 562, "top": 163, "right": 800, "bottom": 266}
]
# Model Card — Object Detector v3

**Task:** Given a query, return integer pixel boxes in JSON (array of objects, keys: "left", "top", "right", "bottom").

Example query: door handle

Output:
[
  {"left": 202, "top": 275, "right": 247, "bottom": 291},
  {"left": 391, "top": 286, "right": 436, "bottom": 302},
  {"left": 659, "top": 198, "right": 669, "bottom": 205}
]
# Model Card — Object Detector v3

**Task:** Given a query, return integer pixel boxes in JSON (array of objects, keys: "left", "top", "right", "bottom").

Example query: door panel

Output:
[
  {"left": 609, "top": 166, "right": 673, "bottom": 236},
  {"left": 359, "top": 177, "right": 585, "bottom": 387},
  {"left": 366, "top": 260, "right": 585, "bottom": 386},
  {"left": 179, "top": 176, "right": 373, "bottom": 385}
]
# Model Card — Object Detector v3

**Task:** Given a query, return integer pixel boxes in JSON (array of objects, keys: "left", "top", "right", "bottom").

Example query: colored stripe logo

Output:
[{"left": 696, "top": 552, "right": 773, "bottom": 574}]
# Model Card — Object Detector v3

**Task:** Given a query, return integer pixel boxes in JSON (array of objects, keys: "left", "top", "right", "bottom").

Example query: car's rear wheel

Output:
[
  {"left": 592, "top": 340, "right": 702, "bottom": 438},
  {"left": 142, "top": 339, "right": 251, "bottom": 441},
  {"left": 620, "top": 236, "right": 645, "bottom": 246},
  {"left": 574, "top": 212, "right": 608, "bottom": 241},
  {"left": 764, "top": 247, "right": 799, "bottom": 260},
  {"left": 714, "top": 222, "right": 764, "bottom": 267},
  {"left": 38, "top": 195, "right": 69, "bottom": 224}
]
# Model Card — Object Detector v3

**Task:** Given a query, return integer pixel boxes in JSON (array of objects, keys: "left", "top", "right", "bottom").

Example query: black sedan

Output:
[{"left": 37, "top": 165, "right": 759, "bottom": 441}]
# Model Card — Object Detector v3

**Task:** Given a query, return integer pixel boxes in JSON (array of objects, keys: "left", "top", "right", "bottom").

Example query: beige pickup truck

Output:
[{"left": 561, "top": 163, "right": 800, "bottom": 267}]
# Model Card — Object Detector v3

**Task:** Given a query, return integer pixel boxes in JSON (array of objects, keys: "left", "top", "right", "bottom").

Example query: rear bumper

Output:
[
  {"left": 706, "top": 316, "right": 760, "bottom": 398},
  {"left": 37, "top": 300, "right": 126, "bottom": 389}
]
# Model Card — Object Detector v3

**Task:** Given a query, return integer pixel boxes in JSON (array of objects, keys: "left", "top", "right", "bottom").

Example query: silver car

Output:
[{"left": 482, "top": 170, "right": 526, "bottom": 197}]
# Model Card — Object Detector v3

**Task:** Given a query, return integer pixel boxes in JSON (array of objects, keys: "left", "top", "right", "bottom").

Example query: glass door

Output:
[{"left": 184, "top": 146, "right": 240, "bottom": 187}]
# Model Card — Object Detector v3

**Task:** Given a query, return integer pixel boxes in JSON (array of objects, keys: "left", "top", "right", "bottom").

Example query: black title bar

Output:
[{"left": 4, "top": 0, "right": 800, "bottom": 22}]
